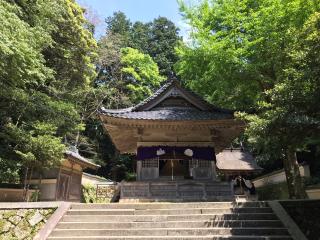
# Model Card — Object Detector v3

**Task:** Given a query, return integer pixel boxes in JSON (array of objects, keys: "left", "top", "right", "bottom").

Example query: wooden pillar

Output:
[{"left": 55, "top": 167, "right": 62, "bottom": 201}]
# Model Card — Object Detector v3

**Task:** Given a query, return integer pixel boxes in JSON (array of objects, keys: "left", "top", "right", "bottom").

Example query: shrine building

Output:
[{"left": 99, "top": 79, "right": 261, "bottom": 201}]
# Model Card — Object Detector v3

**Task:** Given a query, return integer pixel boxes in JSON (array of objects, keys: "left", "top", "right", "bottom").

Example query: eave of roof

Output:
[
  {"left": 100, "top": 108, "right": 234, "bottom": 121},
  {"left": 65, "top": 150, "right": 100, "bottom": 170}
]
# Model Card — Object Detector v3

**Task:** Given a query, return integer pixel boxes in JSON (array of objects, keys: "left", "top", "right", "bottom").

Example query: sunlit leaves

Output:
[
  {"left": 0, "top": 0, "right": 97, "bottom": 181},
  {"left": 176, "top": 0, "right": 320, "bottom": 111},
  {"left": 121, "top": 47, "right": 165, "bottom": 103}
]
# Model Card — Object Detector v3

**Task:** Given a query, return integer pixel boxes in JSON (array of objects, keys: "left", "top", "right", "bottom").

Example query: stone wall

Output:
[
  {"left": 0, "top": 208, "right": 54, "bottom": 240},
  {"left": 253, "top": 165, "right": 310, "bottom": 188},
  {"left": 0, "top": 188, "right": 36, "bottom": 202},
  {"left": 82, "top": 183, "right": 117, "bottom": 203}
]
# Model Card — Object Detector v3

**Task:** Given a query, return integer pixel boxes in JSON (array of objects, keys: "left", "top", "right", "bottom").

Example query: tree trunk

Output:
[
  {"left": 283, "top": 146, "right": 306, "bottom": 199},
  {"left": 25, "top": 167, "right": 33, "bottom": 202},
  {"left": 36, "top": 173, "right": 42, "bottom": 202},
  {"left": 23, "top": 167, "right": 29, "bottom": 201}
]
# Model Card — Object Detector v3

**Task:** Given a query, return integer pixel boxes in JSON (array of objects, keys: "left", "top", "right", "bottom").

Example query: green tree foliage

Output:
[
  {"left": 96, "top": 13, "right": 170, "bottom": 105},
  {"left": 101, "top": 11, "right": 181, "bottom": 76},
  {"left": 95, "top": 33, "right": 131, "bottom": 108},
  {"left": 130, "top": 21, "right": 152, "bottom": 54},
  {"left": 121, "top": 47, "right": 165, "bottom": 103},
  {"left": 241, "top": 12, "right": 320, "bottom": 198},
  {"left": 147, "top": 17, "right": 182, "bottom": 76},
  {"left": 0, "top": 0, "right": 96, "bottom": 182},
  {"left": 106, "top": 11, "right": 132, "bottom": 37},
  {"left": 84, "top": 44, "right": 164, "bottom": 179},
  {"left": 177, "top": 0, "right": 319, "bottom": 110},
  {"left": 177, "top": 0, "right": 320, "bottom": 198}
]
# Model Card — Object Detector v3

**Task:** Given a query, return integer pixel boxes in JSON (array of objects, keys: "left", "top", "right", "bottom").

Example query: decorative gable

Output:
[{"left": 151, "top": 96, "right": 198, "bottom": 110}]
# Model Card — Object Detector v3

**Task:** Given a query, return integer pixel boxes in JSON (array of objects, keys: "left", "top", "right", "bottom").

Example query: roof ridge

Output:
[{"left": 131, "top": 79, "right": 174, "bottom": 111}]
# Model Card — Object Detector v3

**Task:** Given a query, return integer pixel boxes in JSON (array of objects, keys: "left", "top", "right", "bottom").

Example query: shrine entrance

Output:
[
  {"left": 159, "top": 159, "right": 189, "bottom": 180},
  {"left": 136, "top": 146, "right": 217, "bottom": 181}
]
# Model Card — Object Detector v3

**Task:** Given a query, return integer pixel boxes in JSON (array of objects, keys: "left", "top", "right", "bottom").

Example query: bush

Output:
[
  {"left": 125, "top": 172, "right": 136, "bottom": 181},
  {"left": 81, "top": 183, "right": 114, "bottom": 203},
  {"left": 256, "top": 182, "right": 289, "bottom": 200},
  {"left": 81, "top": 183, "right": 96, "bottom": 203}
]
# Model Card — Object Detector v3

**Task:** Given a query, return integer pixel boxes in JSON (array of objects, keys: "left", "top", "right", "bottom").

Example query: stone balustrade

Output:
[{"left": 120, "top": 180, "right": 234, "bottom": 202}]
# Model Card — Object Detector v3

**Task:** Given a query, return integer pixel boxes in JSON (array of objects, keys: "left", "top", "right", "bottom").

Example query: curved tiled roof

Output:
[
  {"left": 100, "top": 78, "right": 235, "bottom": 121},
  {"left": 65, "top": 150, "right": 100, "bottom": 169},
  {"left": 100, "top": 108, "right": 233, "bottom": 120}
]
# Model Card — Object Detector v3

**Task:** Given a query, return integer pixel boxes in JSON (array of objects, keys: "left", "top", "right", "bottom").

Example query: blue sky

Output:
[{"left": 77, "top": 0, "right": 190, "bottom": 40}]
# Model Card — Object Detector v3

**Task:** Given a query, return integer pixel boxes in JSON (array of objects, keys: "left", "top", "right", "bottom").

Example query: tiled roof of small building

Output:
[
  {"left": 100, "top": 78, "right": 235, "bottom": 121},
  {"left": 216, "top": 149, "right": 262, "bottom": 172},
  {"left": 65, "top": 150, "right": 100, "bottom": 170}
]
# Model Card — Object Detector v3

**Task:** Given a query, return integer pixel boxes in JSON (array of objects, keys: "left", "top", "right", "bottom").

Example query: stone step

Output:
[
  {"left": 47, "top": 236, "right": 292, "bottom": 240},
  {"left": 71, "top": 202, "right": 268, "bottom": 210},
  {"left": 48, "top": 201, "right": 292, "bottom": 240},
  {"left": 68, "top": 209, "right": 135, "bottom": 215},
  {"left": 49, "top": 228, "right": 289, "bottom": 237},
  {"left": 56, "top": 220, "right": 284, "bottom": 229},
  {"left": 62, "top": 213, "right": 279, "bottom": 222},
  {"left": 67, "top": 207, "right": 273, "bottom": 216}
]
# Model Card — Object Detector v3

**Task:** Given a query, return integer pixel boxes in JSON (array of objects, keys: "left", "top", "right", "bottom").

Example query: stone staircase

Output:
[{"left": 47, "top": 202, "right": 292, "bottom": 240}]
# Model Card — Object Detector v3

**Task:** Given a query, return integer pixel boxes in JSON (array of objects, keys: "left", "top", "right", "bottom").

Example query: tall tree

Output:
[
  {"left": 177, "top": 0, "right": 320, "bottom": 198},
  {"left": 242, "top": 12, "right": 320, "bottom": 198},
  {"left": 105, "top": 11, "right": 131, "bottom": 42},
  {"left": 148, "top": 17, "right": 181, "bottom": 76},
  {"left": 129, "top": 21, "right": 151, "bottom": 53},
  {"left": 0, "top": 0, "right": 97, "bottom": 182},
  {"left": 103, "top": 12, "right": 181, "bottom": 76}
]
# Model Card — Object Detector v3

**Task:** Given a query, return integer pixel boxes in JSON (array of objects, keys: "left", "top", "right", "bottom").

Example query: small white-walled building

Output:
[{"left": 31, "top": 150, "right": 99, "bottom": 201}]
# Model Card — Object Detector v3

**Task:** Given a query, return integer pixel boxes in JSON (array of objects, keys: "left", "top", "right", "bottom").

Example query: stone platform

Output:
[{"left": 120, "top": 180, "right": 234, "bottom": 202}]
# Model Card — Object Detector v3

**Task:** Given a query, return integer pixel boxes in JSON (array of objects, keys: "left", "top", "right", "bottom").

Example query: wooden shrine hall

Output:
[{"left": 99, "top": 79, "right": 261, "bottom": 201}]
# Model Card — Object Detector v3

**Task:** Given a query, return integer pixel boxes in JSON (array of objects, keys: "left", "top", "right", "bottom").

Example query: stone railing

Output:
[{"left": 120, "top": 180, "right": 234, "bottom": 202}]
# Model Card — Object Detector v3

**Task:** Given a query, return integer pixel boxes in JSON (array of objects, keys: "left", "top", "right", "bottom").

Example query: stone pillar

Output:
[
  {"left": 212, "top": 161, "right": 217, "bottom": 181},
  {"left": 136, "top": 161, "right": 142, "bottom": 181}
]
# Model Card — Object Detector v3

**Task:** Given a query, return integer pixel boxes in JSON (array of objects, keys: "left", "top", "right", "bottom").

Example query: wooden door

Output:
[{"left": 56, "top": 174, "right": 70, "bottom": 200}]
